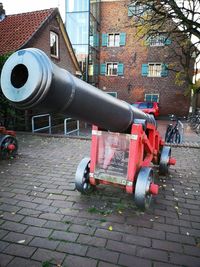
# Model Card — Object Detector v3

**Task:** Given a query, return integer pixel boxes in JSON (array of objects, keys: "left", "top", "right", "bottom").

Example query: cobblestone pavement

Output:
[{"left": 0, "top": 125, "right": 200, "bottom": 267}]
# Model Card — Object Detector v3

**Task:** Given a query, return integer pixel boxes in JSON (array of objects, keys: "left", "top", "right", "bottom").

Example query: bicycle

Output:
[{"left": 165, "top": 115, "right": 183, "bottom": 144}]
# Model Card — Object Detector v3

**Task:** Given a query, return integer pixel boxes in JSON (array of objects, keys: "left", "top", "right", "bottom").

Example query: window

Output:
[
  {"left": 145, "top": 94, "right": 159, "bottom": 102},
  {"left": 100, "top": 63, "right": 124, "bottom": 76},
  {"left": 128, "top": 3, "right": 146, "bottom": 16},
  {"left": 50, "top": 31, "right": 59, "bottom": 58},
  {"left": 148, "top": 63, "right": 162, "bottom": 77},
  {"left": 148, "top": 35, "right": 172, "bottom": 47},
  {"left": 141, "top": 63, "right": 168, "bottom": 77},
  {"left": 102, "top": 33, "right": 126, "bottom": 47},
  {"left": 108, "top": 33, "right": 120, "bottom": 47},
  {"left": 149, "top": 36, "right": 165, "bottom": 46},
  {"left": 107, "top": 63, "right": 118, "bottom": 76}
]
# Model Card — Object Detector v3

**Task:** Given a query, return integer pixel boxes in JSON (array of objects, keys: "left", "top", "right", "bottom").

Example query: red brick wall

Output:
[
  {"left": 99, "top": 0, "right": 191, "bottom": 116},
  {"left": 24, "top": 16, "right": 77, "bottom": 75}
]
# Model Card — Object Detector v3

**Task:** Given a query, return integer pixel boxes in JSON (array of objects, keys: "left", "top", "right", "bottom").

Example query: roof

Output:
[
  {"left": 0, "top": 8, "right": 56, "bottom": 55},
  {"left": 0, "top": 8, "right": 81, "bottom": 72}
]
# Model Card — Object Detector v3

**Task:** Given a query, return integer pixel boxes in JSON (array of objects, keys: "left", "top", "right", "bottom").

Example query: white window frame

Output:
[
  {"left": 145, "top": 94, "right": 160, "bottom": 103},
  {"left": 106, "top": 62, "right": 118, "bottom": 76},
  {"left": 128, "top": 3, "right": 145, "bottom": 16},
  {"left": 108, "top": 33, "right": 120, "bottom": 47},
  {"left": 149, "top": 35, "right": 165, "bottom": 47},
  {"left": 50, "top": 31, "right": 59, "bottom": 58},
  {"left": 148, "top": 63, "right": 162, "bottom": 77}
]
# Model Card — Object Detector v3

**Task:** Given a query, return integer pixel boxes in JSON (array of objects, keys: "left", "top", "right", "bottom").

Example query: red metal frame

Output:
[
  {"left": 89, "top": 123, "right": 175, "bottom": 196},
  {"left": 0, "top": 127, "right": 17, "bottom": 154},
  {"left": 0, "top": 127, "right": 16, "bottom": 137}
]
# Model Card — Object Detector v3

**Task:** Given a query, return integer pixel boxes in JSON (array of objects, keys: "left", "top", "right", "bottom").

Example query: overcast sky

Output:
[{"left": 1, "top": 0, "right": 65, "bottom": 21}]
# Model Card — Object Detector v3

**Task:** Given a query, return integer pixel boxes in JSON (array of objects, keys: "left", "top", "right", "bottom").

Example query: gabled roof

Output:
[
  {"left": 0, "top": 8, "right": 81, "bottom": 72},
  {"left": 0, "top": 8, "right": 56, "bottom": 55}
]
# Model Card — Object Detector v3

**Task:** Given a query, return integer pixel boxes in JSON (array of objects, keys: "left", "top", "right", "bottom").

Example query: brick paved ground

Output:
[{"left": 0, "top": 122, "right": 200, "bottom": 267}]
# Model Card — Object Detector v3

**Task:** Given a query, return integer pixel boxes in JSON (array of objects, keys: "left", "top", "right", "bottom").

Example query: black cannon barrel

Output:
[{"left": 1, "top": 48, "right": 155, "bottom": 132}]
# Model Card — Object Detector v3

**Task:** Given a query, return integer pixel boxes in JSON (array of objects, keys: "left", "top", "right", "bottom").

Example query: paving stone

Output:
[
  {"left": 31, "top": 248, "right": 65, "bottom": 264},
  {"left": 0, "top": 253, "right": 13, "bottom": 267},
  {"left": 118, "top": 253, "right": 151, "bottom": 267},
  {"left": 0, "top": 229, "right": 8, "bottom": 239},
  {"left": 21, "top": 216, "right": 47, "bottom": 227},
  {"left": 18, "top": 208, "right": 42, "bottom": 216},
  {"left": 3, "top": 232, "right": 33, "bottom": 245},
  {"left": 3, "top": 244, "right": 36, "bottom": 258},
  {"left": 153, "top": 222, "right": 180, "bottom": 233},
  {"left": 136, "top": 247, "right": 168, "bottom": 262},
  {"left": 17, "top": 201, "right": 38, "bottom": 209},
  {"left": 39, "top": 212, "right": 64, "bottom": 221},
  {"left": 166, "top": 232, "right": 196, "bottom": 245},
  {"left": 50, "top": 230, "right": 78, "bottom": 242},
  {"left": 183, "top": 245, "right": 200, "bottom": 257},
  {"left": 51, "top": 200, "right": 74, "bottom": 208},
  {"left": 77, "top": 234, "right": 106, "bottom": 247},
  {"left": 63, "top": 255, "right": 97, "bottom": 267},
  {"left": 24, "top": 226, "right": 52, "bottom": 237},
  {"left": 98, "top": 262, "right": 120, "bottom": 267},
  {"left": 1, "top": 221, "right": 28, "bottom": 233},
  {"left": 0, "top": 212, "right": 24, "bottom": 222},
  {"left": 87, "top": 247, "right": 119, "bottom": 264},
  {"left": 152, "top": 239, "right": 183, "bottom": 253},
  {"left": 57, "top": 242, "right": 88, "bottom": 256},
  {"left": 29, "top": 237, "right": 59, "bottom": 250},
  {"left": 69, "top": 224, "right": 96, "bottom": 235},
  {"left": 106, "top": 240, "right": 136, "bottom": 256},
  {"left": 137, "top": 227, "right": 165, "bottom": 240},
  {"left": 6, "top": 257, "right": 41, "bottom": 267},
  {"left": 0, "top": 204, "right": 21, "bottom": 213},
  {"left": 44, "top": 220, "right": 69, "bottom": 231},
  {"left": 95, "top": 228, "right": 122, "bottom": 241},
  {"left": 122, "top": 233, "right": 151, "bottom": 247},
  {"left": 170, "top": 253, "right": 200, "bottom": 266},
  {"left": 0, "top": 241, "right": 10, "bottom": 252}
]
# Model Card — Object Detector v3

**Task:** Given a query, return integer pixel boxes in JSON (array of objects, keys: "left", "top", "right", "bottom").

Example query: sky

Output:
[{"left": 1, "top": 0, "right": 65, "bottom": 21}]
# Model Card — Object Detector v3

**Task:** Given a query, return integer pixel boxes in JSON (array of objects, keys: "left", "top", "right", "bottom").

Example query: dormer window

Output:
[{"left": 50, "top": 31, "right": 59, "bottom": 58}]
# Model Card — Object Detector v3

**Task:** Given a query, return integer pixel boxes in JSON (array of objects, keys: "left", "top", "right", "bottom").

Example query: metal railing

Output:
[
  {"left": 32, "top": 114, "right": 51, "bottom": 134},
  {"left": 64, "top": 118, "right": 79, "bottom": 135}
]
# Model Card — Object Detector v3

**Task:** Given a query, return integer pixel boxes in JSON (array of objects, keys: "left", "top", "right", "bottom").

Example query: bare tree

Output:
[{"left": 129, "top": 0, "right": 200, "bottom": 104}]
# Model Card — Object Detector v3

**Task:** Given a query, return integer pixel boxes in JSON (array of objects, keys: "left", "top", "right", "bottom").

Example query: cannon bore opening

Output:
[{"left": 11, "top": 64, "right": 28, "bottom": 88}]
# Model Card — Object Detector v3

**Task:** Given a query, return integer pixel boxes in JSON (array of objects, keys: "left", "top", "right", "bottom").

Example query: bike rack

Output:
[
  {"left": 32, "top": 114, "right": 52, "bottom": 134},
  {"left": 64, "top": 118, "right": 79, "bottom": 135}
]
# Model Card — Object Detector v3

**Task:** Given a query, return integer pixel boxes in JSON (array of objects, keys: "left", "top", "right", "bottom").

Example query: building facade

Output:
[{"left": 65, "top": 0, "right": 192, "bottom": 116}]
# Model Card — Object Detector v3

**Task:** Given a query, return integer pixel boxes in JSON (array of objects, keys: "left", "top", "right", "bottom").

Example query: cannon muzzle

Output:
[{"left": 1, "top": 48, "right": 155, "bottom": 132}]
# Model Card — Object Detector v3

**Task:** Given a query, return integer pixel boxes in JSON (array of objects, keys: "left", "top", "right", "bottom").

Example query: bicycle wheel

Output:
[
  {"left": 173, "top": 130, "right": 181, "bottom": 144},
  {"left": 165, "top": 124, "right": 173, "bottom": 142}
]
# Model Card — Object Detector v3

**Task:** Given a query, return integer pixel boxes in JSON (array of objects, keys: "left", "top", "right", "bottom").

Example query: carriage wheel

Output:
[
  {"left": 75, "top": 157, "right": 94, "bottom": 194},
  {"left": 0, "top": 135, "right": 18, "bottom": 159},
  {"left": 159, "top": 146, "right": 171, "bottom": 175},
  {"left": 134, "top": 167, "right": 157, "bottom": 210}
]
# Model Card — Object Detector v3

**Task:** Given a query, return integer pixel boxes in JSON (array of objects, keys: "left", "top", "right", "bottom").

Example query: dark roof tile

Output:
[{"left": 0, "top": 8, "right": 56, "bottom": 55}]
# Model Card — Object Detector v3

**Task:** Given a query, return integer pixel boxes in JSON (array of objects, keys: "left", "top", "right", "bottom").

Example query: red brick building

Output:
[
  {"left": 0, "top": 7, "right": 80, "bottom": 75},
  {"left": 98, "top": 0, "right": 191, "bottom": 116}
]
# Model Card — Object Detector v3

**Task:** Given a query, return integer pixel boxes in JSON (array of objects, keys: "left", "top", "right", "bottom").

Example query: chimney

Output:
[{"left": 0, "top": 3, "right": 5, "bottom": 22}]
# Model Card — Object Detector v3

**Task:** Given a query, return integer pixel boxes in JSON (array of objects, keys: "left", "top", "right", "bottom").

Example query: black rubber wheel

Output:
[
  {"left": 159, "top": 146, "right": 171, "bottom": 175},
  {"left": 134, "top": 167, "right": 154, "bottom": 210},
  {"left": 0, "top": 134, "right": 18, "bottom": 159},
  {"left": 75, "top": 157, "right": 94, "bottom": 194}
]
